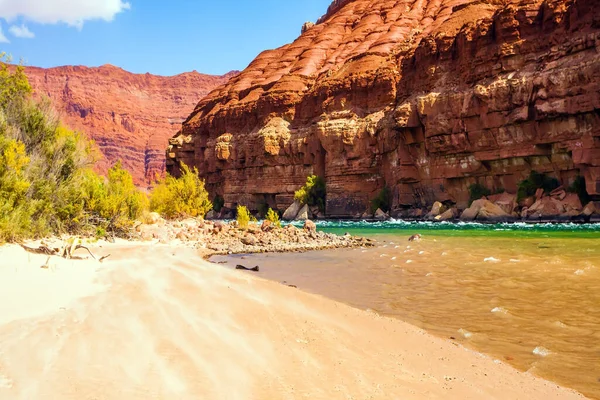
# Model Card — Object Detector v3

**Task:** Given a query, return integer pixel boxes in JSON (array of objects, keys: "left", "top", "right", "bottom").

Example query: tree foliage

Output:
[
  {"left": 294, "top": 175, "right": 326, "bottom": 211},
  {"left": 0, "top": 55, "right": 148, "bottom": 241},
  {"left": 265, "top": 208, "right": 281, "bottom": 228},
  {"left": 370, "top": 186, "right": 392, "bottom": 213},
  {"left": 517, "top": 171, "right": 560, "bottom": 202},
  {"left": 150, "top": 163, "right": 212, "bottom": 219},
  {"left": 468, "top": 183, "right": 491, "bottom": 205},
  {"left": 236, "top": 205, "right": 251, "bottom": 229}
]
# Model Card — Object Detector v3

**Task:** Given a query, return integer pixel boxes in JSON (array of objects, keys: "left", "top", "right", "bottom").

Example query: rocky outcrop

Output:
[
  {"left": 25, "top": 65, "right": 237, "bottom": 185},
  {"left": 168, "top": 0, "right": 600, "bottom": 216}
]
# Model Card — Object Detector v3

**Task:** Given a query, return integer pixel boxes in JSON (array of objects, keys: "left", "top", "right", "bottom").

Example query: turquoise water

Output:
[{"left": 311, "top": 220, "right": 600, "bottom": 239}]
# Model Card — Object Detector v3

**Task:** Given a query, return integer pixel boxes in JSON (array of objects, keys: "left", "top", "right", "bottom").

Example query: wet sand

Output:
[{"left": 0, "top": 242, "right": 585, "bottom": 399}]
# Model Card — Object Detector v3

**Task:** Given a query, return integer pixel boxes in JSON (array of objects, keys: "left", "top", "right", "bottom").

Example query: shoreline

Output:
[{"left": 0, "top": 241, "right": 587, "bottom": 399}]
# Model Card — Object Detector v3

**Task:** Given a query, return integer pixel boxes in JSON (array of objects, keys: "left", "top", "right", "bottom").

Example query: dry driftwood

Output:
[{"left": 20, "top": 239, "right": 102, "bottom": 261}]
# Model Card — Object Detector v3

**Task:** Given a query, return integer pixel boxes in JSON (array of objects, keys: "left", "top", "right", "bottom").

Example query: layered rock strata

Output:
[
  {"left": 25, "top": 65, "right": 236, "bottom": 185},
  {"left": 168, "top": 0, "right": 600, "bottom": 216}
]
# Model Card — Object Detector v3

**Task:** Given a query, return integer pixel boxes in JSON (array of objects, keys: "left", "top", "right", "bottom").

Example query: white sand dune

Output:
[{"left": 0, "top": 243, "right": 585, "bottom": 399}]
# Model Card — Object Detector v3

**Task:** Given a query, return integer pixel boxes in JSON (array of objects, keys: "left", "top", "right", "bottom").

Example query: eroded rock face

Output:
[
  {"left": 168, "top": 0, "right": 600, "bottom": 216},
  {"left": 25, "top": 64, "right": 237, "bottom": 185}
]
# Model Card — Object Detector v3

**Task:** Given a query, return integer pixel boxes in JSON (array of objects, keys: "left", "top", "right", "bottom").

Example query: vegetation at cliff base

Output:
[
  {"left": 0, "top": 57, "right": 213, "bottom": 242},
  {"left": 468, "top": 183, "right": 491, "bottom": 205},
  {"left": 150, "top": 163, "right": 212, "bottom": 219},
  {"left": 517, "top": 171, "right": 560, "bottom": 202},
  {"left": 236, "top": 205, "right": 251, "bottom": 229},
  {"left": 370, "top": 186, "right": 391, "bottom": 213},
  {"left": 213, "top": 194, "right": 224, "bottom": 213},
  {"left": 568, "top": 175, "right": 591, "bottom": 205},
  {"left": 294, "top": 175, "right": 326, "bottom": 212},
  {"left": 265, "top": 207, "right": 281, "bottom": 228}
]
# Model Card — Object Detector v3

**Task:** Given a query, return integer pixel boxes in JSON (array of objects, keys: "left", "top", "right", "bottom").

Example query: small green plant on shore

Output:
[
  {"left": 265, "top": 208, "right": 281, "bottom": 228},
  {"left": 517, "top": 171, "right": 560, "bottom": 202},
  {"left": 568, "top": 175, "right": 591, "bottom": 205},
  {"left": 294, "top": 175, "right": 326, "bottom": 211},
  {"left": 236, "top": 205, "right": 251, "bottom": 229},
  {"left": 370, "top": 186, "right": 392, "bottom": 213},
  {"left": 150, "top": 162, "right": 212, "bottom": 219},
  {"left": 468, "top": 183, "right": 491, "bottom": 205},
  {"left": 213, "top": 194, "right": 224, "bottom": 213}
]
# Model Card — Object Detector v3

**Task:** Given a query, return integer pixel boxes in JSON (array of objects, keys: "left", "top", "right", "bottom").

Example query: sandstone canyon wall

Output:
[
  {"left": 168, "top": 0, "right": 600, "bottom": 217},
  {"left": 25, "top": 65, "right": 236, "bottom": 185}
]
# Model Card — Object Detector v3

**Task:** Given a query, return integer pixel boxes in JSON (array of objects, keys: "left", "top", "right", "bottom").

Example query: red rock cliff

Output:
[
  {"left": 168, "top": 0, "right": 600, "bottom": 216},
  {"left": 25, "top": 65, "right": 236, "bottom": 185}
]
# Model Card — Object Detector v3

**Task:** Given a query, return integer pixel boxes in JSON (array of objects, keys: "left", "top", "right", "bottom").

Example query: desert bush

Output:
[
  {"left": 236, "top": 205, "right": 251, "bottom": 229},
  {"left": 265, "top": 208, "right": 281, "bottom": 228},
  {"left": 468, "top": 183, "right": 491, "bottom": 205},
  {"left": 0, "top": 55, "right": 148, "bottom": 241},
  {"left": 517, "top": 171, "right": 560, "bottom": 202},
  {"left": 294, "top": 175, "right": 326, "bottom": 211},
  {"left": 150, "top": 163, "right": 212, "bottom": 219},
  {"left": 370, "top": 186, "right": 392, "bottom": 213}
]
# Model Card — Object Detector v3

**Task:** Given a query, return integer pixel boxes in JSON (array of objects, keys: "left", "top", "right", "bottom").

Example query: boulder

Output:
[
  {"left": 477, "top": 200, "right": 510, "bottom": 221},
  {"left": 374, "top": 208, "right": 389, "bottom": 220},
  {"left": 146, "top": 212, "right": 163, "bottom": 225},
  {"left": 295, "top": 204, "right": 310, "bottom": 221},
  {"left": 241, "top": 235, "right": 258, "bottom": 246},
  {"left": 487, "top": 192, "right": 516, "bottom": 214},
  {"left": 303, "top": 219, "right": 317, "bottom": 234},
  {"left": 561, "top": 193, "right": 582, "bottom": 213},
  {"left": 429, "top": 201, "right": 444, "bottom": 217},
  {"left": 205, "top": 210, "right": 217, "bottom": 220},
  {"left": 409, "top": 208, "right": 424, "bottom": 218},
  {"left": 519, "top": 196, "right": 535, "bottom": 208},
  {"left": 436, "top": 208, "right": 455, "bottom": 221},
  {"left": 583, "top": 201, "right": 597, "bottom": 216},
  {"left": 261, "top": 220, "right": 274, "bottom": 232},
  {"left": 528, "top": 197, "right": 562, "bottom": 217},
  {"left": 460, "top": 199, "right": 509, "bottom": 221},
  {"left": 283, "top": 200, "right": 302, "bottom": 221}
]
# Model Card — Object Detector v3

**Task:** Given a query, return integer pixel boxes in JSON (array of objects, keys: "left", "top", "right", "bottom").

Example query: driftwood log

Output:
[{"left": 19, "top": 239, "right": 109, "bottom": 262}]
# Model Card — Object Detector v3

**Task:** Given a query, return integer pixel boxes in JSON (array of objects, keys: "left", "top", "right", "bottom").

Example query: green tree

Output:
[
  {"left": 265, "top": 208, "right": 281, "bottom": 228},
  {"left": 150, "top": 163, "right": 212, "bottom": 218},
  {"left": 294, "top": 175, "right": 326, "bottom": 212}
]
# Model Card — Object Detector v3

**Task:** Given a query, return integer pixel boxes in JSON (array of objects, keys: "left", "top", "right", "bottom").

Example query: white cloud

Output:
[
  {"left": 0, "top": 0, "right": 131, "bottom": 29},
  {"left": 9, "top": 24, "right": 34, "bottom": 38},
  {"left": 0, "top": 23, "right": 8, "bottom": 43}
]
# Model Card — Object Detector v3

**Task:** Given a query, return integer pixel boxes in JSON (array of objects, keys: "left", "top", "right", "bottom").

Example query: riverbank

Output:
[
  {"left": 0, "top": 241, "right": 585, "bottom": 399},
  {"left": 135, "top": 216, "right": 374, "bottom": 255}
]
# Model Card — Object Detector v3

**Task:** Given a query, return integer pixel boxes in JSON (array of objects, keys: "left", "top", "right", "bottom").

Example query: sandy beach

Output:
[{"left": 0, "top": 241, "right": 585, "bottom": 399}]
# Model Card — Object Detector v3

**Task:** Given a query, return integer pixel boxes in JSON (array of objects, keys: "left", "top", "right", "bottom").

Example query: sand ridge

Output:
[{"left": 0, "top": 242, "right": 586, "bottom": 399}]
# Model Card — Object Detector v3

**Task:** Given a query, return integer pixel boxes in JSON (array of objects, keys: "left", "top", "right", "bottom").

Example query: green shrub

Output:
[
  {"left": 468, "top": 183, "right": 491, "bottom": 205},
  {"left": 0, "top": 55, "right": 149, "bottom": 241},
  {"left": 236, "top": 205, "right": 251, "bottom": 229},
  {"left": 213, "top": 195, "right": 224, "bottom": 212},
  {"left": 568, "top": 175, "right": 591, "bottom": 205},
  {"left": 370, "top": 186, "right": 392, "bottom": 213},
  {"left": 294, "top": 175, "right": 326, "bottom": 211},
  {"left": 517, "top": 171, "right": 560, "bottom": 202},
  {"left": 150, "top": 162, "right": 212, "bottom": 219},
  {"left": 265, "top": 208, "right": 281, "bottom": 228}
]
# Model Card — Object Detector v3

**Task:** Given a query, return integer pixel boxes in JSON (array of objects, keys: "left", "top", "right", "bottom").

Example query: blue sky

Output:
[{"left": 0, "top": 0, "right": 331, "bottom": 76}]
